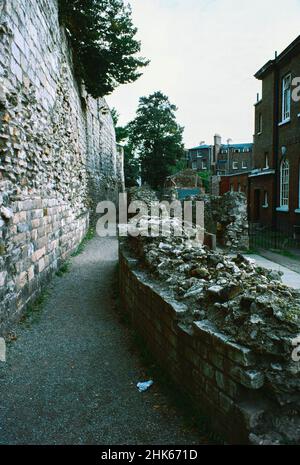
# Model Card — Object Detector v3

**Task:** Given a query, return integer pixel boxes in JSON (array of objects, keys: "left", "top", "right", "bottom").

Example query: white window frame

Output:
[
  {"left": 282, "top": 74, "right": 291, "bottom": 122},
  {"left": 201, "top": 161, "right": 207, "bottom": 170},
  {"left": 263, "top": 191, "right": 268, "bottom": 208},
  {"left": 232, "top": 161, "right": 238, "bottom": 170},
  {"left": 242, "top": 161, "right": 247, "bottom": 169},
  {"left": 264, "top": 153, "right": 269, "bottom": 169},
  {"left": 280, "top": 159, "right": 289, "bottom": 208}
]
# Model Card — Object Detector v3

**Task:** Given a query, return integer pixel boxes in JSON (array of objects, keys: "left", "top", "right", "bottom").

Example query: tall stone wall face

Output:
[{"left": 0, "top": 0, "right": 120, "bottom": 333}]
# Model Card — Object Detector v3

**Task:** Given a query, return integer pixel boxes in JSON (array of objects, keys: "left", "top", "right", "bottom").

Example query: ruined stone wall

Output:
[
  {"left": 0, "top": 0, "right": 120, "bottom": 333},
  {"left": 189, "top": 192, "right": 249, "bottom": 251},
  {"left": 119, "top": 242, "right": 300, "bottom": 445},
  {"left": 118, "top": 191, "right": 299, "bottom": 444},
  {"left": 208, "top": 192, "right": 249, "bottom": 250},
  {"left": 120, "top": 248, "right": 257, "bottom": 444}
]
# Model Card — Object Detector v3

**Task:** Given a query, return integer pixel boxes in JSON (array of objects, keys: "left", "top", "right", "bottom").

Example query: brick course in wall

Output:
[{"left": 0, "top": 0, "right": 123, "bottom": 332}]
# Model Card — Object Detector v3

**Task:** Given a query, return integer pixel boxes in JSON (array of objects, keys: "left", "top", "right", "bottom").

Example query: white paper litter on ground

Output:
[{"left": 137, "top": 380, "right": 153, "bottom": 392}]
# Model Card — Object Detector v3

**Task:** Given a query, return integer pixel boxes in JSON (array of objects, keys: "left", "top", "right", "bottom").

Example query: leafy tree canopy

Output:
[
  {"left": 111, "top": 108, "right": 139, "bottom": 187},
  {"left": 127, "top": 91, "right": 184, "bottom": 188},
  {"left": 111, "top": 108, "right": 128, "bottom": 143},
  {"left": 58, "top": 0, "right": 149, "bottom": 97},
  {"left": 123, "top": 143, "right": 140, "bottom": 187}
]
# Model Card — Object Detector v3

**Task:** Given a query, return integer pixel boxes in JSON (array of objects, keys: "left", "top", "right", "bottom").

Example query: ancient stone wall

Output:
[
  {"left": 118, "top": 191, "right": 299, "bottom": 444},
  {"left": 0, "top": 0, "right": 121, "bottom": 333},
  {"left": 119, "top": 241, "right": 300, "bottom": 445},
  {"left": 206, "top": 192, "right": 249, "bottom": 250},
  {"left": 188, "top": 192, "right": 249, "bottom": 251}
]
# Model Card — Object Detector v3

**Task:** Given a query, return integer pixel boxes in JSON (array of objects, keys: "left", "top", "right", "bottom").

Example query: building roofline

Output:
[
  {"left": 220, "top": 170, "right": 253, "bottom": 177},
  {"left": 221, "top": 143, "right": 253, "bottom": 148},
  {"left": 255, "top": 35, "right": 300, "bottom": 80},
  {"left": 189, "top": 143, "right": 253, "bottom": 150},
  {"left": 248, "top": 169, "right": 275, "bottom": 178},
  {"left": 188, "top": 145, "right": 212, "bottom": 150}
]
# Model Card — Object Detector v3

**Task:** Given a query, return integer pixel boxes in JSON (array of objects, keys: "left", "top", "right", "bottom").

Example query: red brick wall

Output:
[
  {"left": 248, "top": 175, "right": 274, "bottom": 226},
  {"left": 119, "top": 244, "right": 269, "bottom": 445},
  {"left": 253, "top": 49, "right": 300, "bottom": 230},
  {"left": 220, "top": 174, "right": 249, "bottom": 196},
  {"left": 276, "top": 53, "right": 300, "bottom": 230},
  {"left": 253, "top": 72, "right": 276, "bottom": 170}
]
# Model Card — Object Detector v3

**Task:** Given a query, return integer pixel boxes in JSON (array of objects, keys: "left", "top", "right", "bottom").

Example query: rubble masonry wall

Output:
[
  {"left": 119, "top": 243, "right": 299, "bottom": 445},
  {"left": 0, "top": 0, "right": 121, "bottom": 333}
]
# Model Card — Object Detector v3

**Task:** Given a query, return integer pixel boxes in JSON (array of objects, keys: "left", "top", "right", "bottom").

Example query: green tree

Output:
[
  {"left": 58, "top": 0, "right": 149, "bottom": 98},
  {"left": 169, "top": 158, "right": 188, "bottom": 175},
  {"left": 111, "top": 108, "right": 139, "bottom": 186},
  {"left": 198, "top": 170, "right": 211, "bottom": 192},
  {"left": 124, "top": 143, "right": 140, "bottom": 187},
  {"left": 111, "top": 108, "right": 128, "bottom": 143},
  {"left": 127, "top": 91, "right": 184, "bottom": 188}
]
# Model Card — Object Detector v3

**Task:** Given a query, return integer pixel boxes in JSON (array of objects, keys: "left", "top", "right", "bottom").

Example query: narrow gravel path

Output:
[{"left": 0, "top": 236, "right": 201, "bottom": 445}]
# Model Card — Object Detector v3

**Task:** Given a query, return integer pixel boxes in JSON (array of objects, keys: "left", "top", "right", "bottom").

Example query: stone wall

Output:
[
  {"left": 118, "top": 192, "right": 299, "bottom": 445},
  {"left": 189, "top": 192, "right": 249, "bottom": 251},
  {"left": 116, "top": 144, "right": 125, "bottom": 194},
  {"left": 210, "top": 192, "right": 249, "bottom": 250},
  {"left": 120, "top": 247, "right": 255, "bottom": 444},
  {"left": 0, "top": 0, "right": 122, "bottom": 333},
  {"left": 119, "top": 242, "right": 300, "bottom": 444}
]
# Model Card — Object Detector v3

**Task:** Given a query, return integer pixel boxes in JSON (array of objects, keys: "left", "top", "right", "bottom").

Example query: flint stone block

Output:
[
  {"left": 194, "top": 319, "right": 230, "bottom": 346},
  {"left": 17, "top": 223, "right": 29, "bottom": 233},
  {"left": 0, "top": 271, "right": 7, "bottom": 287},
  {"left": 1, "top": 206, "right": 13, "bottom": 220},
  {"left": 32, "top": 247, "right": 45, "bottom": 262},
  {"left": 17, "top": 271, "right": 27, "bottom": 288},
  {"left": 230, "top": 367, "right": 265, "bottom": 389},
  {"left": 38, "top": 258, "right": 45, "bottom": 272},
  {"left": 193, "top": 320, "right": 255, "bottom": 367},
  {"left": 0, "top": 338, "right": 6, "bottom": 362}
]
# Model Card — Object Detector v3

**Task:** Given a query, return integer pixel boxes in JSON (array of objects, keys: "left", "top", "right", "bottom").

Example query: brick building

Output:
[
  {"left": 188, "top": 136, "right": 253, "bottom": 181},
  {"left": 187, "top": 144, "right": 213, "bottom": 173},
  {"left": 216, "top": 143, "right": 253, "bottom": 176},
  {"left": 249, "top": 35, "right": 300, "bottom": 235},
  {"left": 219, "top": 172, "right": 250, "bottom": 196}
]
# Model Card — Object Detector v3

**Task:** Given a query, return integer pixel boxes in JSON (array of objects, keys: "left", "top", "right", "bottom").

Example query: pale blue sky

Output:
[{"left": 107, "top": 0, "right": 300, "bottom": 148}]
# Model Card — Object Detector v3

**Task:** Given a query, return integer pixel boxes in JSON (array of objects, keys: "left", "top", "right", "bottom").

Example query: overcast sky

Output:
[{"left": 106, "top": 0, "right": 300, "bottom": 148}]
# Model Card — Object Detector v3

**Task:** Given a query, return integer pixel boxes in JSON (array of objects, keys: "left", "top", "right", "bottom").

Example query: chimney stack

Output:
[{"left": 213, "top": 134, "right": 222, "bottom": 167}]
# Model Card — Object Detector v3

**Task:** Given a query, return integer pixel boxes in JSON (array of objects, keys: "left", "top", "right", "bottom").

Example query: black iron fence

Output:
[{"left": 249, "top": 223, "right": 300, "bottom": 251}]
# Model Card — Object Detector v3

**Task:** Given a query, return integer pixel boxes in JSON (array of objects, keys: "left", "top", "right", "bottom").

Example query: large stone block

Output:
[{"left": 230, "top": 367, "right": 265, "bottom": 390}]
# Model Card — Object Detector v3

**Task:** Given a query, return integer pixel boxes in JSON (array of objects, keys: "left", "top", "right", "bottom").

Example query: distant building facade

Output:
[
  {"left": 187, "top": 144, "right": 213, "bottom": 173},
  {"left": 188, "top": 138, "right": 253, "bottom": 177},
  {"left": 215, "top": 143, "right": 253, "bottom": 176}
]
